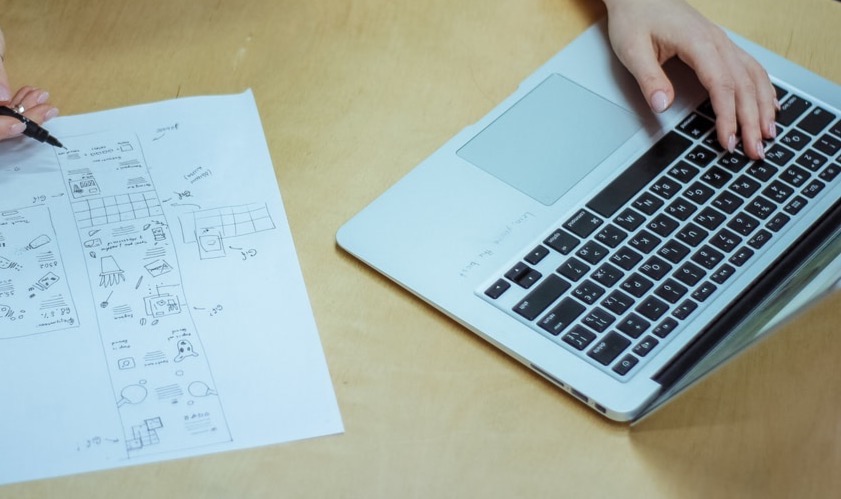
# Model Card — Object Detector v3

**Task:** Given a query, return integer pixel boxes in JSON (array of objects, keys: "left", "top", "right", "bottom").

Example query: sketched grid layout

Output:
[{"left": 72, "top": 192, "right": 163, "bottom": 229}]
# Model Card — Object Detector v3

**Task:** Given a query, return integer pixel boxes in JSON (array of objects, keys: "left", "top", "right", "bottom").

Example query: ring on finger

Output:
[{"left": 14, "top": 104, "right": 25, "bottom": 114}]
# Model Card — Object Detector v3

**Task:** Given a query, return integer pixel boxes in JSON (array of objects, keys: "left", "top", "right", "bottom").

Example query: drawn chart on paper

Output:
[
  {"left": 56, "top": 134, "right": 233, "bottom": 457},
  {"left": 0, "top": 206, "right": 79, "bottom": 339},
  {"left": 180, "top": 204, "right": 276, "bottom": 260}
]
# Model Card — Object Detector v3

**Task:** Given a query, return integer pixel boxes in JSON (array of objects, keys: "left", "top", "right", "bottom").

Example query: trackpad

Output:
[{"left": 457, "top": 73, "right": 642, "bottom": 206}]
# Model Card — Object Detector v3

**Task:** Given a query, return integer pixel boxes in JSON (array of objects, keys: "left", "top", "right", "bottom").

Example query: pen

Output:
[{"left": 0, "top": 105, "right": 65, "bottom": 148}]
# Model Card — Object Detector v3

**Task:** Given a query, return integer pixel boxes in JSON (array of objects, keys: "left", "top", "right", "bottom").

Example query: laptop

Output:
[{"left": 337, "top": 20, "right": 841, "bottom": 422}]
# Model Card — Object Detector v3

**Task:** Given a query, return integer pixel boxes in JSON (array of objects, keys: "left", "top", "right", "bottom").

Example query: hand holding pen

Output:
[{"left": 0, "top": 26, "right": 61, "bottom": 146}]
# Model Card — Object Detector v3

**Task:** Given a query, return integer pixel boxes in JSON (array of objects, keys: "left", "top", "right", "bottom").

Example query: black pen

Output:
[{"left": 0, "top": 105, "right": 65, "bottom": 148}]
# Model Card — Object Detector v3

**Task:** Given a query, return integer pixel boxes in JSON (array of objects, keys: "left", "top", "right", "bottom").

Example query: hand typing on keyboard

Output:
[{"left": 601, "top": 0, "right": 778, "bottom": 162}]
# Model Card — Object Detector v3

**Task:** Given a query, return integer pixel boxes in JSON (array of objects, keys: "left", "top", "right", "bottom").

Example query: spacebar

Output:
[{"left": 586, "top": 131, "right": 692, "bottom": 218}]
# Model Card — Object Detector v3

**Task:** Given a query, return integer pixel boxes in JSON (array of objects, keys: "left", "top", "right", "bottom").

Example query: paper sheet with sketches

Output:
[{"left": 0, "top": 90, "right": 343, "bottom": 485}]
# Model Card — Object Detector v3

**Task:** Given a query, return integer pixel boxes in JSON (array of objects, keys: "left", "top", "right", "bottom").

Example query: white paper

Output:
[{"left": 0, "top": 91, "right": 343, "bottom": 485}]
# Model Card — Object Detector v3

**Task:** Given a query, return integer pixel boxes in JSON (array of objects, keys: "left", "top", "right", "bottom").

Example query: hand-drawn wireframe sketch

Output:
[
  {"left": 179, "top": 203, "right": 276, "bottom": 260},
  {"left": 56, "top": 132, "right": 233, "bottom": 458},
  {"left": 0, "top": 206, "right": 79, "bottom": 339},
  {"left": 188, "top": 381, "right": 217, "bottom": 397}
]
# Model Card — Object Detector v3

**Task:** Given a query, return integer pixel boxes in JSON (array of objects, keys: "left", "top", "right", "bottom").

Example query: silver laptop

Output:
[{"left": 337, "top": 20, "right": 841, "bottom": 422}]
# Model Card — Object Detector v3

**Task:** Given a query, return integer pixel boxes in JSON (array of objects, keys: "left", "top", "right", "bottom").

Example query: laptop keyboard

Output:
[{"left": 479, "top": 83, "right": 841, "bottom": 380}]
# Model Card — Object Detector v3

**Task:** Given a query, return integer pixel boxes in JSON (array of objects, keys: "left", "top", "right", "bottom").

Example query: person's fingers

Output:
[
  {"left": 0, "top": 118, "right": 26, "bottom": 140},
  {"left": 609, "top": 31, "right": 676, "bottom": 113},
  {"left": 0, "top": 29, "right": 10, "bottom": 102},
  {"left": 10, "top": 86, "right": 50, "bottom": 114}
]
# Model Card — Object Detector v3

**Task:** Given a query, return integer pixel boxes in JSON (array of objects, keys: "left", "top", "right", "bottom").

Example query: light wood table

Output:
[{"left": 1, "top": 0, "right": 839, "bottom": 497}]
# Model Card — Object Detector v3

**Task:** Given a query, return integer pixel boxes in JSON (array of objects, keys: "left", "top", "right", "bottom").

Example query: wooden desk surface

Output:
[{"left": 1, "top": 0, "right": 839, "bottom": 497}]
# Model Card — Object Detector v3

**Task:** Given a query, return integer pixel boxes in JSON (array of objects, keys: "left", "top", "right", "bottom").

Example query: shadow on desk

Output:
[{"left": 629, "top": 292, "right": 841, "bottom": 497}]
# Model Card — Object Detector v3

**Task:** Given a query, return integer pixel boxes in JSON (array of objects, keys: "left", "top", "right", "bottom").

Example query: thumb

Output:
[{"left": 620, "top": 46, "right": 676, "bottom": 114}]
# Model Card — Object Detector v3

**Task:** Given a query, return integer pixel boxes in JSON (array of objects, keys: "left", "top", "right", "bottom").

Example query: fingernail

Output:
[
  {"left": 0, "top": 85, "right": 10, "bottom": 102},
  {"left": 768, "top": 123, "right": 777, "bottom": 139},
  {"left": 650, "top": 90, "right": 669, "bottom": 113},
  {"left": 774, "top": 98, "right": 781, "bottom": 111},
  {"left": 36, "top": 91, "right": 50, "bottom": 105},
  {"left": 727, "top": 134, "right": 737, "bottom": 153},
  {"left": 9, "top": 122, "right": 26, "bottom": 136},
  {"left": 756, "top": 141, "right": 766, "bottom": 160},
  {"left": 44, "top": 107, "right": 59, "bottom": 122}
]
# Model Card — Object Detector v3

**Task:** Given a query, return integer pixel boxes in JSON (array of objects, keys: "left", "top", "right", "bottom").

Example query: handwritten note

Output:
[{"left": 0, "top": 91, "right": 343, "bottom": 485}]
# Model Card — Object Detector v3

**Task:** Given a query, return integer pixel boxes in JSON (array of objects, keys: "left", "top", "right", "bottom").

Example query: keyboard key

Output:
[
  {"left": 684, "top": 182, "right": 715, "bottom": 204},
  {"left": 796, "top": 149, "right": 828, "bottom": 172},
  {"left": 744, "top": 196, "right": 776, "bottom": 219},
  {"left": 594, "top": 224, "right": 628, "bottom": 248},
  {"left": 562, "top": 325, "right": 597, "bottom": 350},
  {"left": 587, "top": 131, "right": 692, "bottom": 217},
  {"left": 727, "top": 212, "right": 760, "bottom": 236},
  {"left": 591, "top": 262, "right": 625, "bottom": 287},
  {"left": 610, "top": 246, "right": 643, "bottom": 270},
  {"left": 654, "top": 278, "right": 688, "bottom": 304},
  {"left": 636, "top": 296, "right": 669, "bottom": 321},
  {"left": 674, "top": 262, "right": 706, "bottom": 286},
  {"left": 484, "top": 279, "right": 511, "bottom": 299},
  {"left": 633, "top": 336, "right": 660, "bottom": 357},
  {"left": 685, "top": 145, "right": 717, "bottom": 167},
  {"left": 667, "top": 161, "right": 700, "bottom": 183},
  {"left": 747, "top": 229, "right": 773, "bottom": 250},
  {"left": 573, "top": 279, "right": 606, "bottom": 305},
  {"left": 513, "top": 274, "right": 572, "bottom": 320},
  {"left": 576, "top": 240, "right": 610, "bottom": 264},
  {"left": 694, "top": 207, "right": 727, "bottom": 230},
  {"left": 831, "top": 120, "right": 841, "bottom": 138},
  {"left": 802, "top": 179, "right": 826, "bottom": 199},
  {"left": 617, "top": 313, "right": 651, "bottom": 339},
  {"left": 589, "top": 332, "right": 632, "bottom": 366},
  {"left": 691, "top": 281, "right": 717, "bottom": 302},
  {"left": 639, "top": 256, "right": 672, "bottom": 281},
  {"left": 677, "top": 112, "right": 715, "bottom": 139},
  {"left": 633, "top": 191, "right": 665, "bottom": 215},
  {"left": 784, "top": 196, "right": 808, "bottom": 215},
  {"left": 780, "top": 129, "right": 811, "bottom": 151},
  {"left": 692, "top": 245, "right": 725, "bottom": 269},
  {"left": 629, "top": 229, "right": 661, "bottom": 254},
  {"left": 557, "top": 256, "right": 590, "bottom": 282},
  {"left": 614, "top": 208, "right": 646, "bottom": 232},
  {"left": 672, "top": 299, "right": 699, "bottom": 320},
  {"left": 796, "top": 107, "right": 836, "bottom": 135},
  {"left": 763, "top": 180, "right": 795, "bottom": 203},
  {"left": 650, "top": 177, "right": 682, "bottom": 200},
  {"left": 666, "top": 197, "right": 698, "bottom": 221},
  {"left": 712, "top": 191, "right": 744, "bottom": 214},
  {"left": 711, "top": 264, "right": 736, "bottom": 284},
  {"left": 582, "top": 307, "right": 616, "bottom": 333},
  {"left": 729, "top": 246, "right": 755, "bottom": 267},
  {"left": 647, "top": 214, "right": 680, "bottom": 237},
  {"left": 564, "top": 209, "right": 604, "bottom": 238},
  {"left": 718, "top": 152, "right": 750, "bottom": 172},
  {"left": 676, "top": 222, "right": 709, "bottom": 247},
  {"left": 538, "top": 298, "right": 586, "bottom": 336},
  {"left": 621, "top": 273, "right": 654, "bottom": 298},
  {"left": 747, "top": 162, "right": 778, "bottom": 182},
  {"left": 766, "top": 212, "right": 791, "bottom": 232},
  {"left": 657, "top": 239, "right": 691, "bottom": 264},
  {"left": 612, "top": 354, "right": 639, "bottom": 376},
  {"left": 601, "top": 290, "right": 635, "bottom": 315},
  {"left": 524, "top": 245, "right": 550, "bottom": 265},
  {"left": 653, "top": 317, "right": 679, "bottom": 338},
  {"left": 730, "top": 175, "right": 762, "bottom": 197},
  {"left": 819, "top": 163, "right": 840, "bottom": 182},
  {"left": 768, "top": 146, "right": 798, "bottom": 171},
  {"left": 776, "top": 94, "right": 811, "bottom": 126},
  {"left": 710, "top": 228, "right": 742, "bottom": 252},
  {"left": 544, "top": 229, "right": 580, "bottom": 254},
  {"left": 815, "top": 134, "right": 840, "bottom": 156},
  {"left": 700, "top": 166, "right": 733, "bottom": 189},
  {"left": 505, "top": 262, "right": 542, "bottom": 289},
  {"left": 780, "top": 165, "right": 811, "bottom": 188}
]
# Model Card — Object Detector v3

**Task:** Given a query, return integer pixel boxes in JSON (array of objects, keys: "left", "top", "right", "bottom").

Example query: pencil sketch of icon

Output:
[
  {"left": 144, "top": 259, "right": 173, "bottom": 277},
  {"left": 144, "top": 293, "right": 182, "bottom": 318},
  {"left": 33, "top": 272, "right": 60, "bottom": 291},
  {"left": 0, "top": 257, "right": 18, "bottom": 270},
  {"left": 84, "top": 238, "right": 102, "bottom": 248},
  {"left": 117, "top": 357, "right": 136, "bottom": 370},
  {"left": 68, "top": 172, "right": 100, "bottom": 199},
  {"left": 151, "top": 227, "right": 166, "bottom": 242},
  {"left": 99, "top": 256, "right": 126, "bottom": 287},
  {"left": 126, "top": 417, "right": 163, "bottom": 452},
  {"left": 174, "top": 339, "right": 199, "bottom": 362},
  {"left": 198, "top": 232, "right": 225, "bottom": 259},
  {"left": 0, "top": 304, "right": 13, "bottom": 318},
  {"left": 117, "top": 382, "right": 148, "bottom": 408},
  {"left": 188, "top": 381, "right": 217, "bottom": 397},
  {"left": 25, "top": 234, "right": 51, "bottom": 250}
]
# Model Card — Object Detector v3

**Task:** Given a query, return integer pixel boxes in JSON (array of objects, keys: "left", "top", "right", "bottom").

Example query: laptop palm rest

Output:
[{"left": 456, "top": 73, "right": 643, "bottom": 206}]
